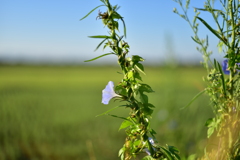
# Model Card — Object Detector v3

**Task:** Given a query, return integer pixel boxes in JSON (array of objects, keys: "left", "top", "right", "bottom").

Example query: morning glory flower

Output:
[
  {"left": 222, "top": 59, "right": 240, "bottom": 75},
  {"left": 102, "top": 81, "right": 120, "bottom": 105},
  {"left": 222, "top": 59, "right": 230, "bottom": 75}
]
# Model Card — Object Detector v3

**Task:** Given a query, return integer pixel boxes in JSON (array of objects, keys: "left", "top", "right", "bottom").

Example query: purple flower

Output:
[
  {"left": 222, "top": 59, "right": 240, "bottom": 75},
  {"left": 102, "top": 81, "right": 120, "bottom": 105},
  {"left": 222, "top": 59, "right": 230, "bottom": 75}
]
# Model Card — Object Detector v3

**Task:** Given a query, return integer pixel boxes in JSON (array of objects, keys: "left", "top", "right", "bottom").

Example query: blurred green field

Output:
[{"left": 0, "top": 65, "right": 213, "bottom": 160}]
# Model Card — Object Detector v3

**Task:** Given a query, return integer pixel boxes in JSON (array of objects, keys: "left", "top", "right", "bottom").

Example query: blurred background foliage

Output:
[{"left": 0, "top": 64, "right": 213, "bottom": 160}]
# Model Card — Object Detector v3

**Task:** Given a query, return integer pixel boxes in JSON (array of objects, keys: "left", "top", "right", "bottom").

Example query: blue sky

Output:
[{"left": 0, "top": 0, "right": 223, "bottom": 64}]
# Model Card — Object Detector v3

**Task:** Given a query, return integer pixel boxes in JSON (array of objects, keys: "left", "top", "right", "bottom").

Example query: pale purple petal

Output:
[{"left": 102, "top": 81, "right": 120, "bottom": 105}]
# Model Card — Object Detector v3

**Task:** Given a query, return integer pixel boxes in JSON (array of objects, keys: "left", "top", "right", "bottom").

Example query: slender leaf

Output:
[
  {"left": 96, "top": 105, "right": 123, "bottom": 117},
  {"left": 121, "top": 18, "right": 127, "bottom": 38},
  {"left": 107, "top": 114, "right": 129, "bottom": 121},
  {"left": 88, "top": 35, "right": 111, "bottom": 39},
  {"left": 160, "top": 147, "right": 174, "bottom": 160},
  {"left": 84, "top": 53, "right": 114, "bottom": 62},
  {"left": 80, "top": 5, "right": 105, "bottom": 21},
  {"left": 191, "top": 36, "right": 200, "bottom": 44},
  {"left": 94, "top": 38, "right": 109, "bottom": 51},
  {"left": 197, "top": 17, "right": 228, "bottom": 46},
  {"left": 217, "top": 61, "right": 226, "bottom": 96},
  {"left": 180, "top": 89, "right": 206, "bottom": 110}
]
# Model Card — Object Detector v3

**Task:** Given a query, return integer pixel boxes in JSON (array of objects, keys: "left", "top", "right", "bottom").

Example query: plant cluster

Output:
[
  {"left": 81, "top": 0, "right": 180, "bottom": 159},
  {"left": 173, "top": 0, "right": 240, "bottom": 159}
]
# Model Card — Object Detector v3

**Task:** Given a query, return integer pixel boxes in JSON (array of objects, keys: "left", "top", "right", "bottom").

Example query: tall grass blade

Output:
[{"left": 180, "top": 89, "right": 206, "bottom": 110}]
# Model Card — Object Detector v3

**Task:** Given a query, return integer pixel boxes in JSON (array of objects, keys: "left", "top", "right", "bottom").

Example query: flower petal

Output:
[
  {"left": 102, "top": 81, "right": 120, "bottom": 105},
  {"left": 222, "top": 59, "right": 230, "bottom": 75}
]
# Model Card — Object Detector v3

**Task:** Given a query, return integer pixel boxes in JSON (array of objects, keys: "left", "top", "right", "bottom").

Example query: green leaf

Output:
[
  {"left": 120, "top": 18, "right": 127, "bottom": 38},
  {"left": 139, "top": 84, "right": 154, "bottom": 93},
  {"left": 96, "top": 105, "right": 124, "bottom": 117},
  {"left": 160, "top": 147, "right": 174, "bottom": 160},
  {"left": 127, "top": 70, "right": 134, "bottom": 79},
  {"left": 205, "top": 118, "right": 214, "bottom": 127},
  {"left": 132, "top": 55, "right": 144, "bottom": 62},
  {"left": 196, "top": 17, "right": 228, "bottom": 46},
  {"left": 148, "top": 103, "right": 155, "bottom": 108},
  {"left": 107, "top": 114, "right": 129, "bottom": 121},
  {"left": 205, "top": 118, "right": 218, "bottom": 138},
  {"left": 94, "top": 38, "right": 109, "bottom": 51},
  {"left": 84, "top": 53, "right": 114, "bottom": 62},
  {"left": 88, "top": 35, "right": 111, "bottom": 39},
  {"left": 135, "top": 63, "right": 145, "bottom": 75},
  {"left": 118, "top": 147, "right": 125, "bottom": 160},
  {"left": 134, "top": 72, "right": 142, "bottom": 81},
  {"left": 142, "top": 106, "right": 153, "bottom": 116},
  {"left": 119, "top": 119, "right": 133, "bottom": 130},
  {"left": 141, "top": 156, "right": 155, "bottom": 160},
  {"left": 150, "top": 129, "right": 157, "bottom": 136},
  {"left": 139, "top": 93, "right": 148, "bottom": 104},
  {"left": 80, "top": 5, "right": 105, "bottom": 21},
  {"left": 168, "top": 145, "right": 181, "bottom": 160},
  {"left": 180, "top": 89, "right": 205, "bottom": 110},
  {"left": 115, "top": 85, "right": 127, "bottom": 96},
  {"left": 217, "top": 61, "right": 226, "bottom": 96},
  {"left": 191, "top": 36, "right": 200, "bottom": 44},
  {"left": 207, "top": 127, "right": 215, "bottom": 138}
]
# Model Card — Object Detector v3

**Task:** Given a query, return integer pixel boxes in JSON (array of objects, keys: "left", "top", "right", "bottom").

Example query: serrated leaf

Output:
[
  {"left": 84, "top": 53, "right": 114, "bottom": 62},
  {"left": 80, "top": 4, "right": 105, "bottom": 21}
]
